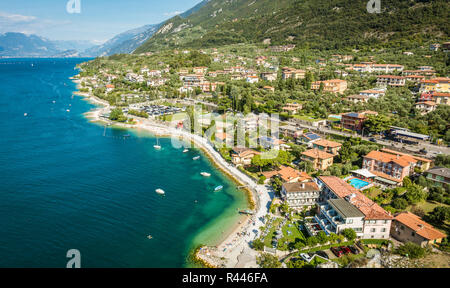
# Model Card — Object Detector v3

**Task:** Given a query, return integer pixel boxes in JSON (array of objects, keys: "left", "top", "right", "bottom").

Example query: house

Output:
[
  {"left": 376, "top": 75, "right": 406, "bottom": 87},
  {"left": 105, "top": 84, "right": 115, "bottom": 93},
  {"left": 193, "top": 67, "right": 208, "bottom": 74},
  {"left": 391, "top": 212, "right": 446, "bottom": 247},
  {"left": 281, "top": 182, "right": 321, "bottom": 210},
  {"left": 316, "top": 176, "right": 393, "bottom": 239},
  {"left": 402, "top": 69, "right": 436, "bottom": 77},
  {"left": 262, "top": 165, "right": 312, "bottom": 183},
  {"left": 415, "top": 101, "right": 437, "bottom": 114},
  {"left": 345, "top": 94, "right": 369, "bottom": 104},
  {"left": 359, "top": 89, "right": 385, "bottom": 99},
  {"left": 282, "top": 103, "right": 302, "bottom": 115},
  {"left": 260, "top": 72, "right": 278, "bottom": 82},
  {"left": 279, "top": 125, "right": 301, "bottom": 138},
  {"left": 312, "top": 139, "right": 342, "bottom": 156},
  {"left": 281, "top": 67, "right": 306, "bottom": 80},
  {"left": 301, "top": 149, "right": 334, "bottom": 171},
  {"left": 341, "top": 111, "right": 378, "bottom": 132},
  {"left": 371, "top": 64, "right": 404, "bottom": 73},
  {"left": 231, "top": 148, "right": 260, "bottom": 166},
  {"left": 147, "top": 78, "right": 168, "bottom": 87},
  {"left": 380, "top": 148, "right": 432, "bottom": 172},
  {"left": 432, "top": 92, "right": 450, "bottom": 105},
  {"left": 269, "top": 45, "right": 295, "bottom": 52},
  {"left": 430, "top": 43, "right": 441, "bottom": 51},
  {"left": 443, "top": 42, "right": 450, "bottom": 52},
  {"left": 420, "top": 77, "right": 450, "bottom": 93},
  {"left": 405, "top": 75, "right": 426, "bottom": 83},
  {"left": 297, "top": 132, "right": 321, "bottom": 145},
  {"left": 426, "top": 167, "right": 450, "bottom": 188},
  {"left": 362, "top": 150, "right": 415, "bottom": 186},
  {"left": 246, "top": 76, "right": 259, "bottom": 84},
  {"left": 148, "top": 70, "right": 162, "bottom": 77},
  {"left": 311, "top": 79, "right": 348, "bottom": 94},
  {"left": 263, "top": 86, "right": 275, "bottom": 92}
]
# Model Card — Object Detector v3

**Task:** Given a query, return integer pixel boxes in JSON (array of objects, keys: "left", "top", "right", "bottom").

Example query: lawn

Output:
[
  {"left": 292, "top": 114, "right": 326, "bottom": 123},
  {"left": 407, "top": 201, "right": 450, "bottom": 214},
  {"left": 262, "top": 218, "right": 283, "bottom": 248},
  {"left": 282, "top": 221, "right": 306, "bottom": 243}
]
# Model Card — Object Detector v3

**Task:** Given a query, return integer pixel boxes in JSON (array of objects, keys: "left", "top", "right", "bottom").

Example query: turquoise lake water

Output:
[{"left": 0, "top": 58, "right": 248, "bottom": 267}]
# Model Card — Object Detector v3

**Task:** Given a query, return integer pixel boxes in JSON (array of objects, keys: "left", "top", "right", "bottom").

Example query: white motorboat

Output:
[
  {"left": 193, "top": 156, "right": 200, "bottom": 160},
  {"left": 214, "top": 186, "right": 223, "bottom": 192},
  {"left": 155, "top": 189, "right": 165, "bottom": 195},
  {"left": 154, "top": 137, "right": 161, "bottom": 150},
  {"left": 200, "top": 172, "right": 211, "bottom": 177},
  {"left": 183, "top": 149, "right": 189, "bottom": 153}
]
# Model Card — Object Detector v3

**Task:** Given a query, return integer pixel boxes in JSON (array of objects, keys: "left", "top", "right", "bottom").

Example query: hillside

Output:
[
  {"left": 135, "top": 0, "right": 450, "bottom": 53},
  {"left": 0, "top": 32, "right": 61, "bottom": 57}
]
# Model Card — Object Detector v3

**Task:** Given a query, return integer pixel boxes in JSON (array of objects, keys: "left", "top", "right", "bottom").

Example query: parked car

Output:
[
  {"left": 331, "top": 247, "right": 344, "bottom": 258},
  {"left": 300, "top": 253, "right": 313, "bottom": 262},
  {"left": 348, "top": 245, "right": 360, "bottom": 255},
  {"left": 369, "top": 138, "right": 377, "bottom": 143},
  {"left": 419, "top": 148, "right": 428, "bottom": 154},
  {"left": 341, "top": 246, "right": 352, "bottom": 255},
  {"left": 315, "top": 250, "right": 329, "bottom": 259}
]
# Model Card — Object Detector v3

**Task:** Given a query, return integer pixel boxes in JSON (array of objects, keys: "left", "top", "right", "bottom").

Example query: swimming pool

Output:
[{"left": 349, "top": 178, "right": 370, "bottom": 190}]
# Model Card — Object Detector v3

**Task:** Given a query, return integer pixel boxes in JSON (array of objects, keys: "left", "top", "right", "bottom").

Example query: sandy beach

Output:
[{"left": 73, "top": 86, "right": 273, "bottom": 268}]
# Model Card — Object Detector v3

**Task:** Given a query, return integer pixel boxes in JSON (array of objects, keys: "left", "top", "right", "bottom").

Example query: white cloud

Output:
[
  {"left": 0, "top": 11, "right": 36, "bottom": 23},
  {"left": 163, "top": 11, "right": 182, "bottom": 17}
]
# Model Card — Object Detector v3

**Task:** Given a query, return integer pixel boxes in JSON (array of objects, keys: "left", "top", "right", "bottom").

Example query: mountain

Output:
[
  {"left": 52, "top": 40, "right": 98, "bottom": 53},
  {"left": 82, "top": 24, "right": 161, "bottom": 57},
  {"left": 0, "top": 32, "right": 61, "bottom": 57},
  {"left": 135, "top": 0, "right": 449, "bottom": 53}
]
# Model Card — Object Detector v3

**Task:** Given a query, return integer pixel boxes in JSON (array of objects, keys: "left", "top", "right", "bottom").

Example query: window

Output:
[
  {"left": 412, "top": 232, "right": 416, "bottom": 237},
  {"left": 371, "top": 228, "right": 376, "bottom": 233},
  {"left": 381, "top": 228, "right": 386, "bottom": 232},
  {"left": 347, "top": 219, "right": 353, "bottom": 224}
]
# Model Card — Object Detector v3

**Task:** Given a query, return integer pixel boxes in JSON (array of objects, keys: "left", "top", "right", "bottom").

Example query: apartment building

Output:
[
  {"left": 341, "top": 111, "right": 378, "bottom": 132},
  {"left": 281, "top": 67, "right": 306, "bottom": 80},
  {"left": 301, "top": 149, "right": 334, "bottom": 171},
  {"left": 426, "top": 167, "right": 450, "bottom": 188},
  {"left": 260, "top": 72, "right": 278, "bottom": 82},
  {"left": 376, "top": 75, "right": 406, "bottom": 87},
  {"left": 420, "top": 77, "right": 450, "bottom": 93},
  {"left": 359, "top": 89, "right": 386, "bottom": 99},
  {"left": 316, "top": 176, "right": 393, "bottom": 239},
  {"left": 281, "top": 182, "right": 321, "bottom": 210},
  {"left": 345, "top": 94, "right": 369, "bottom": 104},
  {"left": 311, "top": 79, "right": 348, "bottom": 94},
  {"left": 312, "top": 139, "right": 342, "bottom": 156}
]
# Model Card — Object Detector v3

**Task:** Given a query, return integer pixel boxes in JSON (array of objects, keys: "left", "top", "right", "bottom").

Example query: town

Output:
[{"left": 75, "top": 40, "right": 450, "bottom": 268}]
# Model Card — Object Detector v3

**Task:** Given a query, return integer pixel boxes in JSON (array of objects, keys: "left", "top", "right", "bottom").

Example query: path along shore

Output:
[{"left": 74, "top": 85, "right": 273, "bottom": 268}]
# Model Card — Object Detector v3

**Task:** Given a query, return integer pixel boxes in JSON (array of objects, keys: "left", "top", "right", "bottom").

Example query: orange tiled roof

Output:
[
  {"left": 313, "top": 139, "right": 342, "bottom": 148},
  {"left": 380, "top": 148, "right": 432, "bottom": 163},
  {"left": 262, "top": 165, "right": 312, "bottom": 182},
  {"left": 302, "top": 149, "right": 334, "bottom": 160},
  {"left": 365, "top": 150, "right": 414, "bottom": 167},
  {"left": 319, "top": 176, "right": 393, "bottom": 220},
  {"left": 395, "top": 212, "right": 446, "bottom": 240}
]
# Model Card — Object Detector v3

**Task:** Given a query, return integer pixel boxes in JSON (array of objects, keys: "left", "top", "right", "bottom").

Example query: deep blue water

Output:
[{"left": 0, "top": 58, "right": 247, "bottom": 268}]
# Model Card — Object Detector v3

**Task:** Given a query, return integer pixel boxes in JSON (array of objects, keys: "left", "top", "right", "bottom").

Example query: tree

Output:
[
  {"left": 252, "top": 239, "right": 265, "bottom": 251},
  {"left": 396, "top": 242, "right": 426, "bottom": 259},
  {"left": 257, "top": 253, "right": 282, "bottom": 268},
  {"left": 341, "top": 228, "right": 357, "bottom": 241},
  {"left": 405, "top": 184, "right": 427, "bottom": 205},
  {"left": 392, "top": 198, "right": 408, "bottom": 210},
  {"left": 426, "top": 207, "right": 450, "bottom": 225},
  {"left": 306, "top": 236, "right": 318, "bottom": 247},
  {"left": 364, "top": 114, "right": 392, "bottom": 134},
  {"left": 316, "top": 231, "right": 329, "bottom": 245}
]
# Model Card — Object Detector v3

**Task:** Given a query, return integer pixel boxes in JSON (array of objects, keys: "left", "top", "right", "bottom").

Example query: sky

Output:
[{"left": 0, "top": 0, "right": 202, "bottom": 44}]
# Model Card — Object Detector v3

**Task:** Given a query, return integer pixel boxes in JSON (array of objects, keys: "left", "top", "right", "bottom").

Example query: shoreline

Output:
[{"left": 72, "top": 81, "right": 272, "bottom": 268}]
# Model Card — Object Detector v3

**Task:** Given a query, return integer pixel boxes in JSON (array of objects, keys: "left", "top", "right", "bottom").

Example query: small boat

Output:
[
  {"left": 147, "top": 235, "right": 153, "bottom": 240},
  {"left": 200, "top": 172, "right": 211, "bottom": 177},
  {"left": 52, "top": 101, "right": 56, "bottom": 104},
  {"left": 154, "top": 137, "right": 161, "bottom": 150},
  {"left": 124, "top": 134, "right": 131, "bottom": 138},
  {"left": 66, "top": 109, "right": 70, "bottom": 112},
  {"left": 24, "top": 113, "right": 28, "bottom": 117},
  {"left": 155, "top": 188, "right": 165, "bottom": 195},
  {"left": 183, "top": 149, "right": 189, "bottom": 153},
  {"left": 193, "top": 156, "right": 200, "bottom": 160},
  {"left": 214, "top": 186, "right": 223, "bottom": 192},
  {"left": 239, "top": 210, "right": 254, "bottom": 215}
]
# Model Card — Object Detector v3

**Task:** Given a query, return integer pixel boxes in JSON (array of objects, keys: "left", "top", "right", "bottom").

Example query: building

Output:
[
  {"left": 263, "top": 86, "right": 275, "bottom": 92},
  {"left": 345, "top": 94, "right": 369, "bottom": 104},
  {"left": 444, "top": 42, "right": 450, "bottom": 52},
  {"left": 260, "top": 72, "right": 278, "bottom": 82},
  {"left": 359, "top": 89, "right": 385, "bottom": 99},
  {"left": 281, "top": 182, "right": 321, "bottom": 210},
  {"left": 362, "top": 150, "right": 415, "bottom": 186},
  {"left": 430, "top": 43, "right": 441, "bottom": 51},
  {"left": 281, "top": 67, "right": 306, "bottom": 80},
  {"left": 231, "top": 148, "right": 260, "bottom": 166},
  {"left": 279, "top": 125, "right": 301, "bottom": 138},
  {"left": 301, "top": 149, "right": 334, "bottom": 171},
  {"left": 316, "top": 176, "right": 393, "bottom": 239},
  {"left": 311, "top": 79, "right": 348, "bottom": 94},
  {"left": 415, "top": 101, "right": 437, "bottom": 114},
  {"left": 376, "top": 75, "right": 406, "bottom": 87},
  {"left": 391, "top": 212, "right": 446, "bottom": 247},
  {"left": 420, "top": 77, "right": 450, "bottom": 93},
  {"left": 282, "top": 103, "right": 302, "bottom": 115},
  {"left": 312, "top": 139, "right": 342, "bottom": 156},
  {"left": 297, "top": 132, "right": 321, "bottom": 145},
  {"left": 246, "top": 76, "right": 259, "bottom": 84},
  {"left": 426, "top": 167, "right": 450, "bottom": 188},
  {"left": 341, "top": 111, "right": 378, "bottom": 132},
  {"left": 432, "top": 92, "right": 450, "bottom": 105},
  {"left": 269, "top": 45, "right": 295, "bottom": 52},
  {"left": 389, "top": 128, "right": 431, "bottom": 144},
  {"left": 262, "top": 165, "right": 312, "bottom": 183},
  {"left": 193, "top": 67, "right": 208, "bottom": 74},
  {"left": 380, "top": 148, "right": 432, "bottom": 172}
]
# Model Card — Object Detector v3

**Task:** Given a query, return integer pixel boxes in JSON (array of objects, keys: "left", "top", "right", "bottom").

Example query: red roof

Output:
[{"left": 394, "top": 212, "right": 446, "bottom": 240}]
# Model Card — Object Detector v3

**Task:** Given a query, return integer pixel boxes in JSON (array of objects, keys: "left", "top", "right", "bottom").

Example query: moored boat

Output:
[
  {"left": 193, "top": 156, "right": 200, "bottom": 160},
  {"left": 155, "top": 188, "right": 165, "bottom": 195},
  {"left": 183, "top": 149, "right": 189, "bottom": 153},
  {"left": 200, "top": 172, "right": 211, "bottom": 177},
  {"left": 214, "top": 185, "right": 223, "bottom": 192}
]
